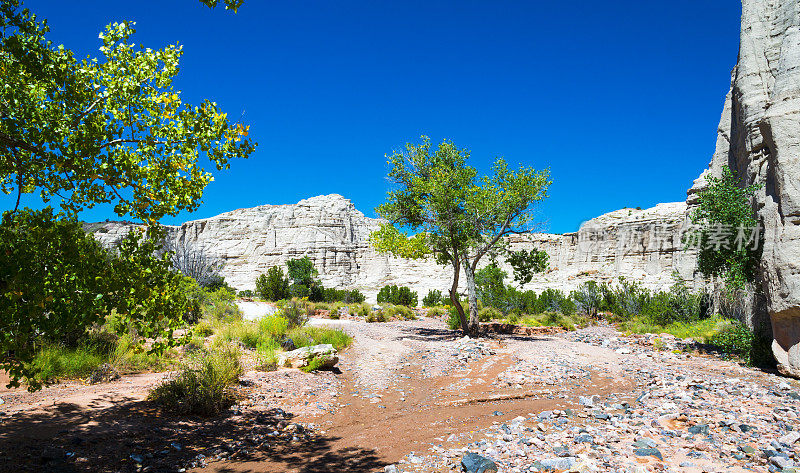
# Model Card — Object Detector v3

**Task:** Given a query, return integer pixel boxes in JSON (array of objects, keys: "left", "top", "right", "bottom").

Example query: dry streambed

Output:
[{"left": 0, "top": 319, "right": 798, "bottom": 473}]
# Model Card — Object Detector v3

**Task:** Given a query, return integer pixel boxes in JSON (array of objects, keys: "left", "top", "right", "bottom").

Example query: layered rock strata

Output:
[{"left": 86, "top": 194, "right": 696, "bottom": 303}]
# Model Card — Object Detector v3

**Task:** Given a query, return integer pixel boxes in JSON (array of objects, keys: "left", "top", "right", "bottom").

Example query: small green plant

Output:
[
  {"left": 367, "top": 310, "right": 387, "bottom": 323},
  {"left": 300, "top": 356, "right": 325, "bottom": 373},
  {"left": 478, "top": 306, "right": 501, "bottom": 322},
  {"left": 148, "top": 344, "right": 242, "bottom": 416},
  {"left": 286, "top": 326, "right": 352, "bottom": 350},
  {"left": 255, "top": 338, "right": 280, "bottom": 371},
  {"left": 426, "top": 306, "right": 446, "bottom": 317},
  {"left": 193, "top": 320, "right": 215, "bottom": 337}
]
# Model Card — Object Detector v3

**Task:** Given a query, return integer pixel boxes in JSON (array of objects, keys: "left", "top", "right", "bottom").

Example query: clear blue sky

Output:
[{"left": 11, "top": 0, "right": 741, "bottom": 233}]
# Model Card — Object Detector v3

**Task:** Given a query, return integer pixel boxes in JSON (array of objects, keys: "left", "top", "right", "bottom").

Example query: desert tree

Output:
[
  {"left": 0, "top": 1, "right": 254, "bottom": 388},
  {"left": 372, "top": 137, "right": 550, "bottom": 336},
  {"left": 165, "top": 239, "right": 225, "bottom": 288}
]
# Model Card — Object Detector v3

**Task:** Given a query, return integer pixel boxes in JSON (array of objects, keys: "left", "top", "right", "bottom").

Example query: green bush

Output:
[
  {"left": 447, "top": 304, "right": 465, "bottom": 330},
  {"left": 426, "top": 306, "right": 446, "bottom": 317},
  {"left": 376, "top": 285, "right": 418, "bottom": 307},
  {"left": 367, "top": 310, "right": 387, "bottom": 323},
  {"left": 571, "top": 281, "right": 601, "bottom": 318},
  {"left": 148, "top": 344, "right": 242, "bottom": 416},
  {"left": 706, "top": 320, "right": 773, "bottom": 366},
  {"left": 202, "top": 287, "right": 242, "bottom": 322},
  {"left": 256, "top": 266, "right": 290, "bottom": 301},
  {"left": 1, "top": 209, "right": 193, "bottom": 390},
  {"left": 238, "top": 289, "right": 254, "bottom": 298},
  {"left": 255, "top": 338, "right": 280, "bottom": 371},
  {"left": 286, "top": 326, "right": 352, "bottom": 350},
  {"left": 300, "top": 356, "right": 326, "bottom": 373},
  {"left": 478, "top": 307, "right": 501, "bottom": 322},
  {"left": 29, "top": 344, "right": 107, "bottom": 383},
  {"left": 277, "top": 299, "right": 309, "bottom": 328},
  {"left": 422, "top": 289, "right": 444, "bottom": 307},
  {"left": 193, "top": 320, "right": 215, "bottom": 337}
]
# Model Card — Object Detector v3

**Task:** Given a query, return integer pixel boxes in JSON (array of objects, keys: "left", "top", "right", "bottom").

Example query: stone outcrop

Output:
[
  {"left": 688, "top": 0, "right": 800, "bottom": 377},
  {"left": 86, "top": 194, "right": 695, "bottom": 302}
]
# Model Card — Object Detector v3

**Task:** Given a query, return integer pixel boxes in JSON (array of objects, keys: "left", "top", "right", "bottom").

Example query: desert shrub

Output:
[
  {"left": 322, "top": 287, "right": 366, "bottom": 303},
  {"left": 301, "top": 356, "right": 326, "bottom": 373},
  {"left": 148, "top": 344, "right": 242, "bottom": 416},
  {"left": 29, "top": 344, "right": 107, "bottom": 383},
  {"left": 255, "top": 266, "right": 290, "bottom": 301},
  {"left": 422, "top": 289, "right": 444, "bottom": 307},
  {"left": 571, "top": 281, "right": 601, "bottom": 318},
  {"left": 238, "top": 289, "right": 254, "bottom": 298},
  {"left": 610, "top": 278, "right": 648, "bottom": 319},
  {"left": 426, "top": 306, "right": 446, "bottom": 318},
  {"left": 255, "top": 338, "right": 280, "bottom": 371},
  {"left": 478, "top": 307, "right": 501, "bottom": 322},
  {"left": 203, "top": 287, "right": 242, "bottom": 322},
  {"left": 351, "top": 302, "right": 371, "bottom": 317},
  {"left": 277, "top": 299, "right": 309, "bottom": 328},
  {"left": 706, "top": 320, "right": 773, "bottom": 366},
  {"left": 286, "top": 326, "right": 352, "bottom": 350},
  {"left": 446, "top": 304, "right": 469, "bottom": 330},
  {"left": 507, "top": 312, "right": 520, "bottom": 324},
  {"left": 535, "top": 288, "right": 574, "bottom": 315},
  {"left": 258, "top": 315, "right": 289, "bottom": 341},
  {"left": 367, "top": 310, "right": 387, "bottom": 323},
  {"left": 110, "top": 332, "right": 175, "bottom": 373},
  {"left": 193, "top": 320, "right": 215, "bottom": 337},
  {"left": 376, "top": 285, "right": 418, "bottom": 307}
]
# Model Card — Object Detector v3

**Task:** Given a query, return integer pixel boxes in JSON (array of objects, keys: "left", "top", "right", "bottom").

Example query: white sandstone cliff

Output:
[{"left": 86, "top": 194, "right": 696, "bottom": 302}]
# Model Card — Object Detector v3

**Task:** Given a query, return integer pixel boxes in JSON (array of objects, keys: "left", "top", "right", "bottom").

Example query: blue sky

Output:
[{"left": 11, "top": 0, "right": 741, "bottom": 233}]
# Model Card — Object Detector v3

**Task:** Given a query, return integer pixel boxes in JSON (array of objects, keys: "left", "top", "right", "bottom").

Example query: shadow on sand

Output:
[{"left": 0, "top": 395, "right": 385, "bottom": 473}]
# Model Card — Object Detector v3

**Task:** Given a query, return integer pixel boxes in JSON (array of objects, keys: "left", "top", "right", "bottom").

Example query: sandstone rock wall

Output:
[
  {"left": 688, "top": 0, "right": 800, "bottom": 377},
  {"left": 87, "top": 195, "right": 696, "bottom": 303}
]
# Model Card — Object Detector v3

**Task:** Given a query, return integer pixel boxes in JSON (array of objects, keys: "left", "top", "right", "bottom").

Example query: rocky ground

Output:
[{"left": 1, "top": 317, "right": 798, "bottom": 473}]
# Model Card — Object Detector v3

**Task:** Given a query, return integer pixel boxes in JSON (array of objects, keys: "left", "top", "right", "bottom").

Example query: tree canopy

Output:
[
  {"left": 372, "top": 137, "right": 550, "bottom": 336},
  {"left": 0, "top": 1, "right": 255, "bottom": 222},
  {"left": 688, "top": 165, "right": 761, "bottom": 291}
]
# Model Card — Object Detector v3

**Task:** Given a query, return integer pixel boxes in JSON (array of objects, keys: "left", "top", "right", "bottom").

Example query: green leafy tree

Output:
[
  {"left": 688, "top": 166, "right": 761, "bottom": 290},
  {"left": 372, "top": 137, "right": 550, "bottom": 336},
  {"left": 255, "top": 266, "right": 289, "bottom": 301},
  {"left": 475, "top": 262, "right": 508, "bottom": 313},
  {"left": 286, "top": 257, "right": 318, "bottom": 287},
  {"left": 198, "top": 0, "right": 245, "bottom": 12},
  {"left": 506, "top": 248, "right": 549, "bottom": 285},
  {"left": 0, "top": 2, "right": 254, "bottom": 389},
  {"left": 0, "top": 208, "right": 193, "bottom": 390},
  {"left": 0, "top": 2, "right": 255, "bottom": 222}
]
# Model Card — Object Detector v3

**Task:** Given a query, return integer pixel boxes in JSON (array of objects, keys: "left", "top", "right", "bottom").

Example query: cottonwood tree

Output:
[
  {"left": 0, "top": 1, "right": 254, "bottom": 388},
  {"left": 372, "top": 137, "right": 550, "bottom": 336},
  {"left": 1, "top": 1, "right": 255, "bottom": 222}
]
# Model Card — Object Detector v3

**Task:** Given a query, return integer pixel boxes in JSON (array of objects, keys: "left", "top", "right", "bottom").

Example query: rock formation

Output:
[
  {"left": 688, "top": 0, "right": 800, "bottom": 377},
  {"left": 86, "top": 194, "right": 695, "bottom": 303}
]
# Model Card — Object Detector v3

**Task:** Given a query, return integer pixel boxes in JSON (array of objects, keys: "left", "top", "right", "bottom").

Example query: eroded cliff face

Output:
[
  {"left": 688, "top": 0, "right": 800, "bottom": 377},
  {"left": 87, "top": 195, "right": 695, "bottom": 303}
]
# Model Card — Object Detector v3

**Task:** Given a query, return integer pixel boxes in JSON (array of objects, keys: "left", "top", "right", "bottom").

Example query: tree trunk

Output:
[
  {"left": 449, "top": 258, "right": 469, "bottom": 333},
  {"left": 463, "top": 261, "right": 480, "bottom": 337}
]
